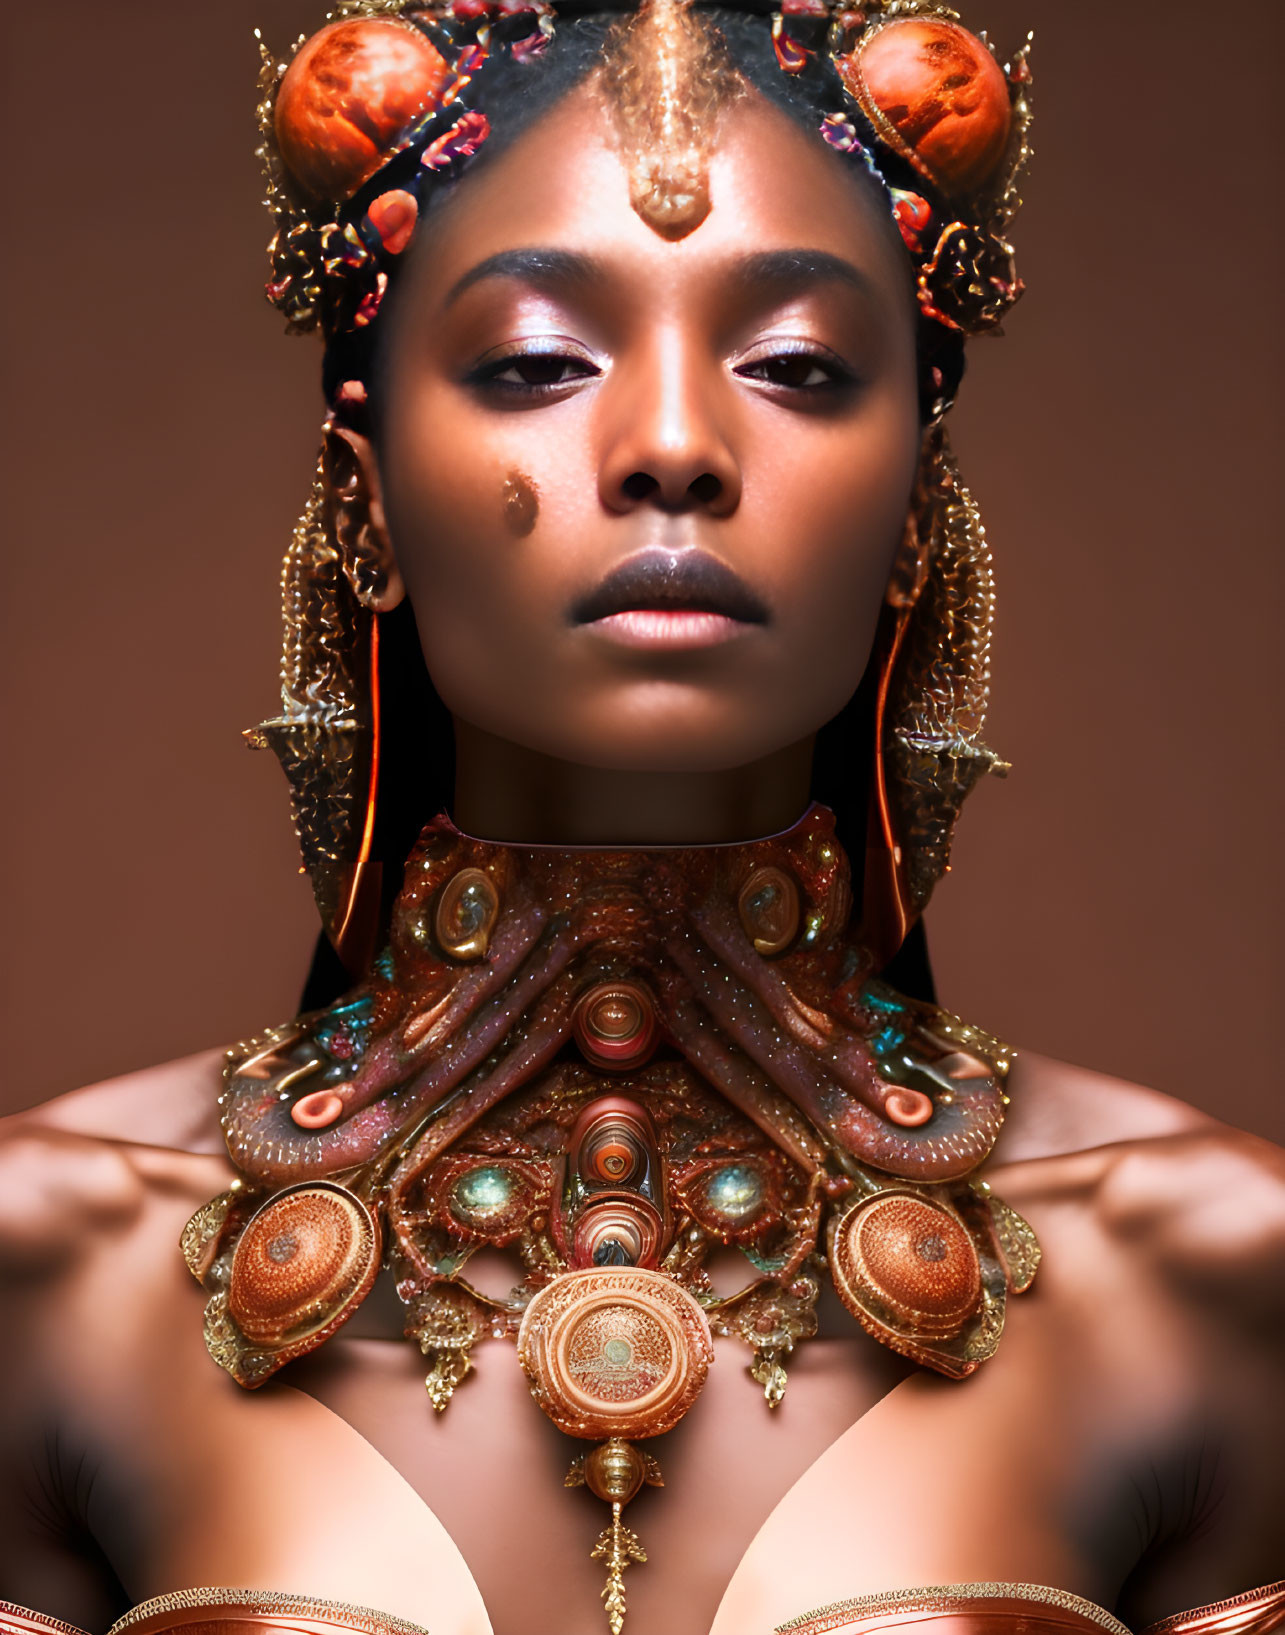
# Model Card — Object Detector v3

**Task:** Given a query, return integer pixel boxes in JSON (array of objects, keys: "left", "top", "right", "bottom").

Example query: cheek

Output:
[
  {"left": 749, "top": 394, "right": 920, "bottom": 691},
  {"left": 378, "top": 378, "right": 598, "bottom": 705},
  {"left": 382, "top": 379, "right": 568, "bottom": 591}
]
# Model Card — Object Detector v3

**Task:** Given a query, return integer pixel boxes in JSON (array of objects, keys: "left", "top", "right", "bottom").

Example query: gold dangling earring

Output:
[
  {"left": 860, "top": 424, "right": 1009, "bottom": 968},
  {"left": 245, "top": 449, "right": 384, "bottom": 976}
]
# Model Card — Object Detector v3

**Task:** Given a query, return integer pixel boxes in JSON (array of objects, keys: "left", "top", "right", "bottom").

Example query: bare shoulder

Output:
[
  {"left": 1089, "top": 1119, "right": 1285, "bottom": 1307},
  {"left": 16, "top": 1045, "right": 228, "bottom": 1153},
  {"left": 986, "top": 1051, "right": 1285, "bottom": 1330},
  {"left": 990, "top": 1047, "right": 1212, "bottom": 1163},
  {"left": 0, "top": 1050, "right": 234, "bottom": 1279}
]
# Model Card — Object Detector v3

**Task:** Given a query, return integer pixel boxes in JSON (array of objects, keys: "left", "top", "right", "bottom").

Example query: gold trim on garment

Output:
[
  {"left": 106, "top": 1588, "right": 431, "bottom": 1635},
  {"left": 0, "top": 1603, "right": 91, "bottom": 1635},
  {"left": 776, "top": 1582, "right": 1134, "bottom": 1635}
]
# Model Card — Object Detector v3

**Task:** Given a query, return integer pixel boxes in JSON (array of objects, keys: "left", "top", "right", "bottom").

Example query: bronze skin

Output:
[{"left": 328, "top": 80, "right": 923, "bottom": 844}]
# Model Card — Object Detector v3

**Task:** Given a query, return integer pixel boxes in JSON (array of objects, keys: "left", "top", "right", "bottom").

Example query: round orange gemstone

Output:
[
  {"left": 846, "top": 19, "right": 1011, "bottom": 195},
  {"left": 275, "top": 19, "right": 451, "bottom": 203}
]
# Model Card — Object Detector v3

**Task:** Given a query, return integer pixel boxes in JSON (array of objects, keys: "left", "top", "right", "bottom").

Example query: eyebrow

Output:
[
  {"left": 732, "top": 249, "right": 876, "bottom": 299},
  {"left": 444, "top": 246, "right": 876, "bottom": 307},
  {"left": 446, "top": 248, "right": 603, "bottom": 306}
]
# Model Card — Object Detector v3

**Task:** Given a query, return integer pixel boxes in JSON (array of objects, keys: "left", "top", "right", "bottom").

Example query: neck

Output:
[{"left": 450, "top": 720, "right": 816, "bottom": 846}]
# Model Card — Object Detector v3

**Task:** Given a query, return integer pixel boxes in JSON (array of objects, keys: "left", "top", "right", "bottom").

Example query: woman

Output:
[{"left": 0, "top": 4, "right": 1280, "bottom": 1635}]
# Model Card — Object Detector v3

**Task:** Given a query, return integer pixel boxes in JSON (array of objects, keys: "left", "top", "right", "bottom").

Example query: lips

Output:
[{"left": 570, "top": 547, "right": 769, "bottom": 628}]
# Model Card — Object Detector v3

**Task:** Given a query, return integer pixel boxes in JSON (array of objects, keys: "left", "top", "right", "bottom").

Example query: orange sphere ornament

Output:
[
  {"left": 274, "top": 18, "right": 452, "bottom": 204},
  {"left": 841, "top": 19, "right": 1011, "bottom": 195}
]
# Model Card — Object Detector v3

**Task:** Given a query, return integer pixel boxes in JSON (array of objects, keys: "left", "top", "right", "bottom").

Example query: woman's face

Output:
[{"left": 374, "top": 77, "right": 922, "bottom": 774}]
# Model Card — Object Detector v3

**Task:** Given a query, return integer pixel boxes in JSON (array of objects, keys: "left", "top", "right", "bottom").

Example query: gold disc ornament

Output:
[
  {"left": 228, "top": 1182, "right": 379, "bottom": 1350},
  {"left": 517, "top": 1266, "right": 713, "bottom": 1441},
  {"left": 829, "top": 1191, "right": 982, "bottom": 1340}
]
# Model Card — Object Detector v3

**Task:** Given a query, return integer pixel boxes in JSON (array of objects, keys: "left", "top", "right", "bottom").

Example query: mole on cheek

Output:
[{"left": 501, "top": 471, "right": 539, "bottom": 538}]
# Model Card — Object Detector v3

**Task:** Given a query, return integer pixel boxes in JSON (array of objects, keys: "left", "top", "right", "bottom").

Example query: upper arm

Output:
[{"left": 0, "top": 1122, "right": 150, "bottom": 1625}]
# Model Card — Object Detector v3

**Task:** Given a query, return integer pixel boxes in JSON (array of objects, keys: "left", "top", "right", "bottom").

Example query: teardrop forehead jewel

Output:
[{"left": 599, "top": 0, "right": 743, "bottom": 239}]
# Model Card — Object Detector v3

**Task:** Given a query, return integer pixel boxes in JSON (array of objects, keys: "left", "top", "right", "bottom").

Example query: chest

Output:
[
  {"left": 285, "top": 1278, "right": 912, "bottom": 1635},
  {"left": 82, "top": 1232, "right": 1187, "bottom": 1635}
]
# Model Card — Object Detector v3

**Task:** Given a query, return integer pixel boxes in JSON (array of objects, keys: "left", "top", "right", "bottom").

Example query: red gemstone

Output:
[
  {"left": 573, "top": 982, "right": 659, "bottom": 1071},
  {"left": 891, "top": 188, "right": 932, "bottom": 253},
  {"left": 353, "top": 270, "right": 389, "bottom": 328},
  {"left": 367, "top": 188, "right": 419, "bottom": 255},
  {"left": 772, "top": 23, "right": 811, "bottom": 74}
]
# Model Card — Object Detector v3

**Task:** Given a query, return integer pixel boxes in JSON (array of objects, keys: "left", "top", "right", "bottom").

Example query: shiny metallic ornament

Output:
[
  {"left": 829, "top": 1192, "right": 981, "bottom": 1341},
  {"left": 738, "top": 865, "right": 800, "bottom": 956},
  {"left": 274, "top": 17, "right": 451, "bottom": 204},
  {"left": 572, "top": 1197, "right": 664, "bottom": 1270},
  {"left": 227, "top": 1183, "right": 379, "bottom": 1352},
  {"left": 517, "top": 1266, "right": 713, "bottom": 1442},
  {"left": 577, "top": 1104, "right": 653, "bottom": 1190},
  {"left": 573, "top": 982, "right": 659, "bottom": 1069},
  {"left": 582, "top": 1438, "right": 652, "bottom": 1507},
  {"left": 434, "top": 866, "right": 499, "bottom": 960}
]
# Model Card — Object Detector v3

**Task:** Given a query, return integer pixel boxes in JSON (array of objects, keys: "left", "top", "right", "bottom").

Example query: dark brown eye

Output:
[
  {"left": 736, "top": 350, "right": 852, "bottom": 391},
  {"left": 474, "top": 348, "right": 600, "bottom": 391}
]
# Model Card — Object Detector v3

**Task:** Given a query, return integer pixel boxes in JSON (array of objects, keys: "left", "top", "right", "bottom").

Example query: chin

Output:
[{"left": 510, "top": 697, "right": 812, "bottom": 774}]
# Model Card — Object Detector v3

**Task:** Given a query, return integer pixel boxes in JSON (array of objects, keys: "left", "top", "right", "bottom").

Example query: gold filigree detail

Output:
[
  {"left": 201, "top": 1291, "right": 276, "bottom": 1389},
  {"left": 179, "top": 1191, "right": 233, "bottom": 1282},
  {"left": 591, "top": 1503, "right": 648, "bottom": 1635},
  {"left": 888, "top": 425, "right": 1008, "bottom": 915},
  {"left": 107, "top": 1587, "right": 431, "bottom": 1635},
  {"left": 775, "top": 1582, "right": 1133, "bottom": 1635},
  {"left": 423, "top": 1348, "right": 473, "bottom": 1412},
  {"left": 406, "top": 1279, "right": 494, "bottom": 1411},
  {"left": 247, "top": 457, "right": 370, "bottom": 938},
  {"left": 986, "top": 1193, "right": 1041, "bottom": 1293},
  {"left": 749, "top": 1347, "right": 791, "bottom": 1407},
  {"left": 960, "top": 1281, "right": 1004, "bottom": 1365}
]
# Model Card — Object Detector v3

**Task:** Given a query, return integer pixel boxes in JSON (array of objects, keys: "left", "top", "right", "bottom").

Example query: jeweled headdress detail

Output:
[{"left": 248, "top": 0, "right": 1033, "bottom": 969}]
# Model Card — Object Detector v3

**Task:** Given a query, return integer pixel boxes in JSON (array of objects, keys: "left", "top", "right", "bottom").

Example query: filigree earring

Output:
[{"left": 861, "top": 425, "right": 1009, "bottom": 966}]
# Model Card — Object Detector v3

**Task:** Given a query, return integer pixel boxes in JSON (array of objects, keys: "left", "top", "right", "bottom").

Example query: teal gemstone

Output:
[
  {"left": 452, "top": 1165, "right": 513, "bottom": 1221},
  {"left": 705, "top": 1164, "right": 764, "bottom": 1222}
]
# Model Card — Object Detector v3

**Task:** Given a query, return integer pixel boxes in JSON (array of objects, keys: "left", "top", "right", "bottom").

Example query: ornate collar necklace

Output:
[{"left": 184, "top": 805, "right": 1038, "bottom": 1631}]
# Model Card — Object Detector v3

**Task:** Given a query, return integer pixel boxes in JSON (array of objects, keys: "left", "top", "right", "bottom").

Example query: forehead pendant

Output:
[{"left": 601, "top": 0, "right": 743, "bottom": 239}]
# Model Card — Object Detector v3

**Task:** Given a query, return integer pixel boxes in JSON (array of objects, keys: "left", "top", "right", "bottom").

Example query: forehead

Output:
[{"left": 408, "top": 77, "right": 909, "bottom": 302}]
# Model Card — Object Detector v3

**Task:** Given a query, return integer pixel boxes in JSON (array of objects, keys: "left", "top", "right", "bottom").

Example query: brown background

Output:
[{"left": 2, "top": 2, "right": 1281, "bottom": 1140}]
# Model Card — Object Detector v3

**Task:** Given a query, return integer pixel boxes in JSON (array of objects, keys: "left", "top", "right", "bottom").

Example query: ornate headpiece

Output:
[{"left": 247, "top": 0, "right": 1033, "bottom": 968}]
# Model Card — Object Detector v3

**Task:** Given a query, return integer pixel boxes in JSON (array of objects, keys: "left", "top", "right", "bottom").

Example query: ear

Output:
[{"left": 322, "top": 419, "right": 406, "bottom": 613}]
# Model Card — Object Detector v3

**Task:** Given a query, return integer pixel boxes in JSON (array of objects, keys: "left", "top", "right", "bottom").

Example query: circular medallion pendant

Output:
[
  {"left": 516, "top": 1266, "right": 713, "bottom": 1440},
  {"left": 435, "top": 867, "right": 499, "bottom": 960},
  {"left": 737, "top": 865, "right": 800, "bottom": 956},
  {"left": 572, "top": 981, "right": 659, "bottom": 1069},
  {"left": 829, "top": 1192, "right": 981, "bottom": 1340},
  {"left": 228, "top": 1183, "right": 379, "bottom": 1349}
]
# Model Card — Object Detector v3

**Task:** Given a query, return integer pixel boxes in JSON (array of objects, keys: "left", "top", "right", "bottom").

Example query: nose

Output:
[{"left": 598, "top": 329, "right": 742, "bottom": 518}]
